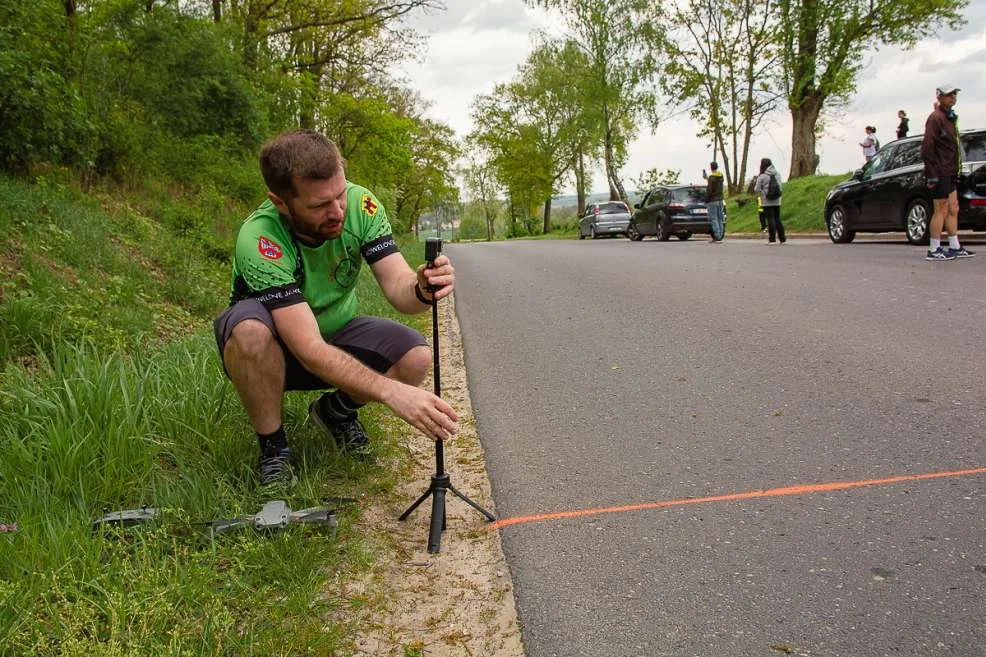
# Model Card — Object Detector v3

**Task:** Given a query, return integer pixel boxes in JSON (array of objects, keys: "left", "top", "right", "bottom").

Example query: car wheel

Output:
[
  {"left": 905, "top": 199, "right": 931, "bottom": 245},
  {"left": 677, "top": 231, "right": 691, "bottom": 241},
  {"left": 590, "top": 226, "right": 597, "bottom": 239},
  {"left": 655, "top": 222, "right": 670, "bottom": 241},
  {"left": 827, "top": 204, "right": 855, "bottom": 243},
  {"left": 627, "top": 223, "right": 643, "bottom": 241}
]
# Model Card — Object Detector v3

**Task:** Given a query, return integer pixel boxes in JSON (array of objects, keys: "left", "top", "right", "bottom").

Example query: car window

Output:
[
  {"left": 865, "top": 146, "right": 895, "bottom": 176},
  {"left": 888, "top": 140, "right": 922, "bottom": 168},
  {"left": 598, "top": 202, "right": 628, "bottom": 214},
  {"left": 962, "top": 133, "right": 986, "bottom": 162},
  {"left": 645, "top": 189, "right": 662, "bottom": 206},
  {"left": 671, "top": 187, "right": 707, "bottom": 203}
]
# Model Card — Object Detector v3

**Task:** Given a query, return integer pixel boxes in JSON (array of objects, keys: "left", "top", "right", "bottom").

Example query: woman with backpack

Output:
[{"left": 754, "top": 157, "right": 785, "bottom": 243}]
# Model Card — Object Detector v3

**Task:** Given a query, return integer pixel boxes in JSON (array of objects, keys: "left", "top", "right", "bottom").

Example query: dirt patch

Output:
[{"left": 345, "top": 295, "right": 525, "bottom": 657}]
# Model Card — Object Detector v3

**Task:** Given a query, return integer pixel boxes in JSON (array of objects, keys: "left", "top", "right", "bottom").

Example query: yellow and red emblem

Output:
[{"left": 361, "top": 193, "right": 378, "bottom": 217}]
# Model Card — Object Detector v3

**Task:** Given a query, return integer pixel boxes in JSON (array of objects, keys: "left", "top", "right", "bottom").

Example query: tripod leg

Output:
[
  {"left": 448, "top": 484, "right": 497, "bottom": 522},
  {"left": 427, "top": 488, "right": 447, "bottom": 553},
  {"left": 399, "top": 486, "right": 433, "bottom": 521}
]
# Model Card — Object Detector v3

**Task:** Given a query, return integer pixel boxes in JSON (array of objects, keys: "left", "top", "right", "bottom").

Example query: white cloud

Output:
[{"left": 400, "top": 0, "right": 986, "bottom": 193}]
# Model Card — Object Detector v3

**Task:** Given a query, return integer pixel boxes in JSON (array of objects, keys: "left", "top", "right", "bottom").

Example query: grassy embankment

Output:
[{"left": 0, "top": 172, "right": 431, "bottom": 656}]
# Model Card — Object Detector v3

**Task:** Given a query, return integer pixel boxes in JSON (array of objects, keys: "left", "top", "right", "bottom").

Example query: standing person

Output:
[
  {"left": 859, "top": 126, "right": 878, "bottom": 163},
  {"left": 754, "top": 158, "right": 785, "bottom": 244},
  {"left": 214, "top": 129, "right": 460, "bottom": 485},
  {"left": 703, "top": 161, "right": 725, "bottom": 242},
  {"left": 896, "top": 110, "right": 909, "bottom": 139},
  {"left": 921, "top": 85, "right": 975, "bottom": 261}
]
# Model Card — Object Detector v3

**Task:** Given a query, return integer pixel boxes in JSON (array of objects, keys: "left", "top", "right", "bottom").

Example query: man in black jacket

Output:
[{"left": 920, "top": 84, "right": 974, "bottom": 260}]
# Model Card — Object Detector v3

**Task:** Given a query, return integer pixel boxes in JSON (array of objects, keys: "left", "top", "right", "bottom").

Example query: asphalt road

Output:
[{"left": 446, "top": 237, "right": 986, "bottom": 657}]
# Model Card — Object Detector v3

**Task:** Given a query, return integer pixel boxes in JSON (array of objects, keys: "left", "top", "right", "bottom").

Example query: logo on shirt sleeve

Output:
[
  {"left": 361, "top": 193, "right": 378, "bottom": 217},
  {"left": 257, "top": 236, "right": 283, "bottom": 260}
]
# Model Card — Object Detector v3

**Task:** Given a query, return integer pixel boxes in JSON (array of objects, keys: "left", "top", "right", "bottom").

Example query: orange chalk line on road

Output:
[{"left": 489, "top": 466, "right": 986, "bottom": 531}]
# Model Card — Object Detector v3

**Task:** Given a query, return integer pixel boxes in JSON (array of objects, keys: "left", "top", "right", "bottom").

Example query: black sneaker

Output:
[
  {"left": 309, "top": 398, "right": 370, "bottom": 453},
  {"left": 258, "top": 447, "right": 294, "bottom": 486}
]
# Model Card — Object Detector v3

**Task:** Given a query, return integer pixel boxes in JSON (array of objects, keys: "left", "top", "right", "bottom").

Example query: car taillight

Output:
[
  {"left": 970, "top": 199, "right": 986, "bottom": 207},
  {"left": 667, "top": 203, "right": 685, "bottom": 210}
]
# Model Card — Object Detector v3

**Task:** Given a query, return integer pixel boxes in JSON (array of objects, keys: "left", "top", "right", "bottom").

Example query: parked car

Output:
[
  {"left": 578, "top": 201, "right": 632, "bottom": 239},
  {"left": 627, "top": 185, "right": 720, "bottom": 241},
  {"left": 824, "top": 128, "right": 986, "bottom": 244}
]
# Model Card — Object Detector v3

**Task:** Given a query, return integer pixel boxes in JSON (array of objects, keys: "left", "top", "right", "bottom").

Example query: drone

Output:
[{"left": 92, "top": 498, "right": 356, "bottom": 538}]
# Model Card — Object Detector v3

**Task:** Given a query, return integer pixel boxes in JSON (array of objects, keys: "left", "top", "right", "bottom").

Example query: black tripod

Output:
[{"left": 399, "top": 238, "right": 495, "bottom": 553}]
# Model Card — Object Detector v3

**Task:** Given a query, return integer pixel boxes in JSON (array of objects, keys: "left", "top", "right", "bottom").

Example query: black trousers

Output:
[{"left": 764, "top": 205, "right": 785, "bottom": 243}]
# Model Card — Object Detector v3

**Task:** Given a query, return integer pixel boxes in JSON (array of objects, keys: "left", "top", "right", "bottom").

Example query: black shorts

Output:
[
  {"left": 213, "top": 299, "right": 427, "bottom": 391},
  {"left": 930, "top": 175, "right": 956, "bottom": 200}
]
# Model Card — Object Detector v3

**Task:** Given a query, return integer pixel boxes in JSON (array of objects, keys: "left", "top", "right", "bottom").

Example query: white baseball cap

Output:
[{"left": 936, "top": 84, "right": 960, "bottom": 96}]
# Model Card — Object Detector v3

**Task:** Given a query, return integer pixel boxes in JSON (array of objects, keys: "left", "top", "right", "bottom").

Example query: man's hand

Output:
[
  {"left": 417, "top": 254, "right": 455, "bottom": 300},
  {"left": 384, "top": 381, "right": 459, "bottom": 441},
  {"left": 927, "top": 177, "right": 939, "bottom": 190}
]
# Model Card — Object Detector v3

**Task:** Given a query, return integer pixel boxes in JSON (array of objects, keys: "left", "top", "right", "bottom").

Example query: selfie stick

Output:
[{"left": 399, "top": 237, "right": 495, "bottom": 553}]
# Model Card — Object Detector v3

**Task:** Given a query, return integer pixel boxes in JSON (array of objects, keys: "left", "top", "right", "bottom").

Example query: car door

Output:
[
  {"left": 634, "top": 189, "right": 661, "bottom": 234},
  {"left": 579, "top": 205, "right": 595, "bottom": 236},
  {"left": 848, "top": 148, "right": 896, "bottom": 228},
  {"left": 866, "top": 142, "right": 922, "bottom": 227}
]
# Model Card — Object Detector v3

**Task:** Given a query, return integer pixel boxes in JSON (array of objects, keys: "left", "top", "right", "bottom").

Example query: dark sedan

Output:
[
  {"left": 627, "top": 185, "right": 716, "bottom": 241},
  {"left": 824, "top": 129, "right": 986, "bottom": 244}
]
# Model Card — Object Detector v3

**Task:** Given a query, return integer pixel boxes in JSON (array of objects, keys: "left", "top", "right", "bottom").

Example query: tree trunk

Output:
[
  {"left": 789, "top": 94, "right": 823, "bottom": 178},
  {"left": 212, "top": 0, "right": 222, "bottom": 22},
  {"left": 576, "top": 149, "right": 586, "bottom": 218},
  {"left": 485, "top": 205, "right": 494, "bottom": 241},
  {"left": 542, "top": 197, "right": 552, "bottom": 234}
]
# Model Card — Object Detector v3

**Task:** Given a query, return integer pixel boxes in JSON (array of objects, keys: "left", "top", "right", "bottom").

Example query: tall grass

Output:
[{"left": 0, "top": 333, "right": 402, "bottom": 655}]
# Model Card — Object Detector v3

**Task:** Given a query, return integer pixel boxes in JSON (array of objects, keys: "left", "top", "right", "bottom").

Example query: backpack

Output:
[{"left": 765, "top": 173, "right": 782, "bottom": 201}]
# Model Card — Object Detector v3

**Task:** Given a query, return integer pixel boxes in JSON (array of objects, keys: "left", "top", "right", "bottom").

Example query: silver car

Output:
[{"left": 578, "top": 201, "right": 632, "bottom": 239}]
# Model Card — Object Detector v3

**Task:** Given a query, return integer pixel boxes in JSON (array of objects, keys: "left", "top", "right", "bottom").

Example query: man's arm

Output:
[
  {"left": 370, "top": 251, "right": 455, "bottom": 314},
  {"left": 271, "top": 302, "right": 457, "bottom": 440}
]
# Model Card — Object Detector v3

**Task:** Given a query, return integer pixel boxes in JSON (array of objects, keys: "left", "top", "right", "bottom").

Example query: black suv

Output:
[
  {"left": 824, "top": 129, "right": 986, "bottom": 244},
  {"left": 627, "top": 185, "right": 717, "bottom": 241}
]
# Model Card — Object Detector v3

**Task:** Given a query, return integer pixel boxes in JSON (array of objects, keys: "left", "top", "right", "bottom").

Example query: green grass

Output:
[
  {"left": 0, "top": 173, "right": 436, "bottom": 656},
  {"left": 724, "top": 173, "right": 849, "bottom": 234}
]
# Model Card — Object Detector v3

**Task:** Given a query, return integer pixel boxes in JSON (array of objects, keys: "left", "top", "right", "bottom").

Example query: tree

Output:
[
  {"left": 529, "top": 0, "right": 661, "bottom": 203},
  {"left": 630, "top": 168, "right": 680, "bottom": 195},
  {"left": 469, "top": 40, "right": 582, "bottom": 235},
  {"left": 661, "top": 0, "right": 779, "bottom": 193},
  {"left": 461, "top": 141, "right": 501, "bottom": 242},
  {"left": 777, "top": 0, "right": 966, "bottom": 178}
]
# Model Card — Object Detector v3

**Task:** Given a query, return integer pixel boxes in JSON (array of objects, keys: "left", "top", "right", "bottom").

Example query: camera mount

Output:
[{"left": 399, "top": 237, "right": 495, "bottom": 553}]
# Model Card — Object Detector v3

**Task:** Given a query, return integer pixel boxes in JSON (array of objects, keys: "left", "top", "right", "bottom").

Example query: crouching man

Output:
[{"left": 214, "top": 129, "right": 458, "bottom": 484}]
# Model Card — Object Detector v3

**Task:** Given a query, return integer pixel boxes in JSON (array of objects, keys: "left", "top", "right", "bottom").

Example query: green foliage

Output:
[
  {"left": 0, "top": 2, "right": 93, "bottom": 171},
  {"left": 631, "top": 168, "right": 681, "bottom": 191}
]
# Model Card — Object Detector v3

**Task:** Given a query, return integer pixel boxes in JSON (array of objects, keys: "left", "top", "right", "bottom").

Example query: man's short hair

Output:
[
  {"left": 709, "top": 161, "right": 718, "bottom": 171},
  {"left": 259, "top": 129, "right": 344, "bottom": 198}
]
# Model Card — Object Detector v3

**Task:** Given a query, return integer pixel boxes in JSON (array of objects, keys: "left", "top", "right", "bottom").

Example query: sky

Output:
[{"left": 398, "top": 0, "right": 986, "bottom": 196}]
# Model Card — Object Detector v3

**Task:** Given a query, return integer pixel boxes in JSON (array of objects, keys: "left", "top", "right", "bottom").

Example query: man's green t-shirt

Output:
[{"left": 228, "top": 183, "right": 399, "bottom": 337}]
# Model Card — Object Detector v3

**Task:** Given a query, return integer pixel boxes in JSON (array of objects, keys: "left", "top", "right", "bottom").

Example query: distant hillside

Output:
[{"left": 552, "top": 190, "right": 643, "bottom": 208}]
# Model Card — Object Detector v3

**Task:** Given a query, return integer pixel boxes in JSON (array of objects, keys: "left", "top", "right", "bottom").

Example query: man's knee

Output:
[
  {"left": 225, "top": 319, "right": 278, "bottom": 365},
  {"left": 390, "top": 345, "right": 431, "bottom": 385}
]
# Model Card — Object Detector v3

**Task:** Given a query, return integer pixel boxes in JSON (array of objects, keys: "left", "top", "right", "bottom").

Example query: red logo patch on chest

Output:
[{"left": 258, "top": 236, "right": 283, "bottom": 260}]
